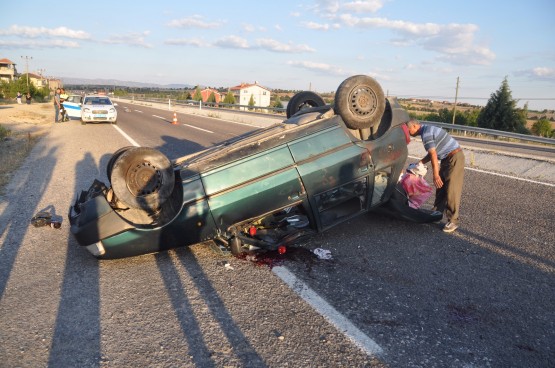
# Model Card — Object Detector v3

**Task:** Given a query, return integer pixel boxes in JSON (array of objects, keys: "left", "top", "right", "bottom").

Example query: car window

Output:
[{"left": 84, "top": 97, "right": 113, "bottom": 105}]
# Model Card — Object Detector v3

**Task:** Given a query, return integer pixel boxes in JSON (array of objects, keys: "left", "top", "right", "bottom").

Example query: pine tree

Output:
[{"left": 476, "top": 77, "right": 529, "bottom": 133}]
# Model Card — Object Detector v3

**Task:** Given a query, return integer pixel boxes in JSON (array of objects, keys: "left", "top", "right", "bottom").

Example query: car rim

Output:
[
  {"left": 126, "top": 161, "right": 163, "bottom": 196},
  {"left": 348, "top": 86, "right": 380, "bottom": 118}
]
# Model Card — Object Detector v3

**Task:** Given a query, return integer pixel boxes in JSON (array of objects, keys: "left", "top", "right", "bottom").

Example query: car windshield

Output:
[{"left": 84, "top": 97, "right": 112, "bottom": 105}]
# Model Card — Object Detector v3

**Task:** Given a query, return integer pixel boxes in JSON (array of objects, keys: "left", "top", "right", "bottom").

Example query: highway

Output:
[{"left": 0, "top": 102, "right": 553, "bottom": 367}]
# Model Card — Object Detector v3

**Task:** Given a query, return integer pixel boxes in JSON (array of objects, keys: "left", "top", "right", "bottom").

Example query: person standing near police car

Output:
[
  {"left": 405, "top": 118, "right": 464, "bottom": 233},
  {"left": 54, "top": 88, "right": 61, "bottom": 123},
  {"left": 59, "top": 88, "right": 69, "bottom": 122}
]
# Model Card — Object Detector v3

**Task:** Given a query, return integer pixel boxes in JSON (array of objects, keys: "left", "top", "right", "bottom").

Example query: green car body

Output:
[{"left": 69, "top": 76, "right": 439, "bottom": 259}]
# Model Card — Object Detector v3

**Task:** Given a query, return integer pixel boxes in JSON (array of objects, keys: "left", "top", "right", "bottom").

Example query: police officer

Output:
[{"left": 60, "top": 88, "right": 69, "bottom": 122}]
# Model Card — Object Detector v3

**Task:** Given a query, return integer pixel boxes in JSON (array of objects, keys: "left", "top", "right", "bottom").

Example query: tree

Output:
[
  {"left": 272, "top": 95, "right": 283, "bottom": 109},
  {"left": 248, "top": 94, "right": 255, "bottom": 110},
  {"left": 531, "top": 118, "right": 553, "bottom": 137},
  {"left": 206, "top": 91, "right": 217, "bottom": 105},
  {"left": 476, "top": 77, "right": 529, "bottom": 133},
  {"left": 223, "top": 91, "right": 235, "bottom": 105},
  {"left": 192, "top": 87, "right": 202, "bottom": 101}
]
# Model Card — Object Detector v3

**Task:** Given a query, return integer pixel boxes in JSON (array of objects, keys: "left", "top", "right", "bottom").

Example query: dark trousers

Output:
[{"left": 435, "top": 151, "right": 464, "bottom": 224}]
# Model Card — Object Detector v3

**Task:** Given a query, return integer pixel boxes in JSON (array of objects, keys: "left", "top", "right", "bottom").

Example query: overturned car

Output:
[{"left": 69, "top": 75, "right": 441, "bottom": 259}]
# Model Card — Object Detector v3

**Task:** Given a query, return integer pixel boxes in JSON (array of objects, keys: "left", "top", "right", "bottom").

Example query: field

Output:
[{"left": 0, "top": 103, "right": 52, "bottom": 193}]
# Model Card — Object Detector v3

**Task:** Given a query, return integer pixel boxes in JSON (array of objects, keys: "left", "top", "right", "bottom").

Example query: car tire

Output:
[
  {"left": 106, "top": 146, "right": 135, "bottom": 180},
  {"left": 81, "top": 120, "right": 86, "bottom": 125},
  {"left": 334, "top": 75, "right": 385, "bottom": 130},
  {"left": 110, "top": 147, "right": 174, "bottom": 211},
  {"left": 286, "top": 91, "right": 326, "bottom": 118}
]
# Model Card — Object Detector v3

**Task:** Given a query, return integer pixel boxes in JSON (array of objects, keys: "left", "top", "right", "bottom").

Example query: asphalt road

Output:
[{"left": 0, "top": 103, "right": 554, "bottom": 367}]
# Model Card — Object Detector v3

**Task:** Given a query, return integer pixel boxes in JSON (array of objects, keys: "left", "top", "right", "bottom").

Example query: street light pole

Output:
[
  {"left": 451, "top": 76, "right": 459, "bottom": 125},
  {"left": 21, "top": 55, "right": 33, "bottom": 90}
]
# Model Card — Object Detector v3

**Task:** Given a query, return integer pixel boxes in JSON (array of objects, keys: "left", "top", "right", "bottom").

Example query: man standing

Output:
[
  {"left": 406, "top": 118, "right": 465, "bottom": 233},
  {"left": 59, "top": 88, "right": 69, "bottom": 121},
  {"left": 54, "top": 88, "right": 61, "bottom": 123}
]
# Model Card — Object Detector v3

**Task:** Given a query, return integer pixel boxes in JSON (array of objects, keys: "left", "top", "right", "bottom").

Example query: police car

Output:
[
  {"left": 80, "top": 95, "right": 118, "bottom": 125},
  {"left": 62, "top": 95, "right": 84, "bottom": 119}
]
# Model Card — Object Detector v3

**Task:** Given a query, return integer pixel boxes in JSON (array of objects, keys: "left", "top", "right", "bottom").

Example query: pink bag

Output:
[{"left": 400, "top": 173, "right": 433, "bottom": 209}]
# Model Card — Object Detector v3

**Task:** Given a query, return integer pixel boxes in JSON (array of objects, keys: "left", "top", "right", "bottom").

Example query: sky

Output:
[{"left": 1, "top": 0, "right": 555, "bottom": 110}]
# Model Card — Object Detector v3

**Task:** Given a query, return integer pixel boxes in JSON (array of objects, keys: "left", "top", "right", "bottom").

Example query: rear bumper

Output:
[{"left": 68, "top": 181, "right": 134, "bottom": 257}]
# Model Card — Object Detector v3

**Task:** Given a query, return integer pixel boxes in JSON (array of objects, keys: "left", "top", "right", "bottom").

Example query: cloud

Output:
[
  {"left": 165, "top": 38, "right": 209, "bottom": 47},
  {"left": 0, "top": 39, "right": 81, "bottom": 49},
  {"left": 167, "top": 15, "right": 223, "bottom": 29},
  {"left": 166, "top": 35, "right": 315, "bottom": 53},
  {"left": 515, "top": 67, "right": 555, "bottom": 82},
  {"left": 312, "top": 0, "right": 384, "bottom": 15},
  {"left": 213, "top": 35, "right": 250, "bottom": 49},
  {"left": 287, "top": 60, "right": 351, "bottom": 76},
  {"left": 335, "top": 15, "right": 495, "bottom": 65},
  {"left": 103, "top": 31, "right": 153, "bottom": 48},
  {"left": 256, "top": 39, "right": 316, "bottom": 53},
  {"left": 532, "top": 67, "right": 555, "bottom": 79},
  {"left": 342, "top": 0, "right": 384, "bottom": 13},
  {"left": 0, "top": 24, "right": 91, "bottom": 39}
]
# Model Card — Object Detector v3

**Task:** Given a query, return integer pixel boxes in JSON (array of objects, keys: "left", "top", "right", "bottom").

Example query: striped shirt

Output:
[{"left": 420, "top": 124, "right": 459, "bottom": 160}]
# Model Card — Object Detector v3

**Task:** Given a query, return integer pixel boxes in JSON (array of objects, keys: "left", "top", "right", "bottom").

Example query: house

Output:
[
  {"left": 229, "top": 81, "right": 271, "bottom": 109},
  {"left": 200, "top": 88, "right": 221, "bottom": 103},
  {"left": 20, "top": 72, "right": 49, "bottom": 89},
  {"left": 48, "top": 79, "right": 63, "bottom": 91},
  {"left": 0, "top": 58, "right": 18, "bottom": 82}
]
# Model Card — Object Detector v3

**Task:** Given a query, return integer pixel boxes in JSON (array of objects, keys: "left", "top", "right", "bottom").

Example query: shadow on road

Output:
[
  {"left": 48, "top": 152, "right": 111, "bottom": 367},
  {"left": 0, "top": 146, "right": 58, "bottom": 298}
]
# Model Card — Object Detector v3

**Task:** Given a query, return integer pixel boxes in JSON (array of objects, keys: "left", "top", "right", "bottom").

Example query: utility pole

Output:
[
  {"left": 37, "top": 68, "right": 46, "bottom": 88},
  {"left": 452, "top": 76, "right": 459, "bottom": 124},
  {"left": 21, "top": 56, "right": 33, "bottom": 90}
]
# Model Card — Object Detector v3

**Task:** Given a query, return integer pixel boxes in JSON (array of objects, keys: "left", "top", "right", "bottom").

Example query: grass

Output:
[{"left": 0, "top": 128, "right": 43, "bottom": 194}]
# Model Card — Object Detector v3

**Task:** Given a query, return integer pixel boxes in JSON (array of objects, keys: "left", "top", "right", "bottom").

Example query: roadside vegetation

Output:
[{"left": 0, "top": 75, "right": 51, "bottom": 103}]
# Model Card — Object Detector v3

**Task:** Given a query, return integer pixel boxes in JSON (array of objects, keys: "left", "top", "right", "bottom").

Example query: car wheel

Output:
[
  {"left": 334, "top": 75, "right": 385, "bottom": 130},
  {"left": 106, "top": 146, "right": 135, "bottom": 180},
  {"left": 81, "top": 120, "right": 86, "bottom": 125},
  {"left": 110, "top": 147, "right": 174, "bottom": 211},
  {"left": 286, "top": 91, "right": 326, "bottom": 118},
  {"left": 112, "top": 120, "right": 117, "bottom": 125}
]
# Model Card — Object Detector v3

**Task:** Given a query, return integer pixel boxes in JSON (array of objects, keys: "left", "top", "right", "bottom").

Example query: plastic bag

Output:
[{"left": 400, "top": 173, "right": 433, "bottom": 209}]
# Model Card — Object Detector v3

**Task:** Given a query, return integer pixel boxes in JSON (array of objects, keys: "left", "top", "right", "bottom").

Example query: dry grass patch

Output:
[{"left": 0, "top": 103, "right": 52, "bottom": 194}]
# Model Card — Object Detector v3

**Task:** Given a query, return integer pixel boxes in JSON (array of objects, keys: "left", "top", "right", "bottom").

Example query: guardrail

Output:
[
  {"left": 423, "top": 121, "right": 555, "bottom": 146},
  {"left": 119, "top": 96, "right": 286, "bottom": 115},
  {"left": 118, "top": 96, "right": 555, "bottom": 147}
]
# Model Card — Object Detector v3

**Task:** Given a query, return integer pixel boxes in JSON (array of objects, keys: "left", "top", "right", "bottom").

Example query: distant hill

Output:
[{"left": 61, "top": 77, "right": 193, "bottom": 89}]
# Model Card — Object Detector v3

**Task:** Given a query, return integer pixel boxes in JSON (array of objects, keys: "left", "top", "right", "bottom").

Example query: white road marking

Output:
[
  {"left": 183, "top": 124, "right": 213, "bottom": 133},
  {"left": 466, "top": 167, "right": 555, "bottom": 187},
  {"left": 112, "top": 125, "right": 140, "bottom": 147},
  {"left": 134, "top": 110, "right": 143, "bottom": 113},
  {"left": 272, "top": 266, "right": 384, "bottom": 357},
  {"left": 152, "top": 115, "right": 166, "bottom": 120}
]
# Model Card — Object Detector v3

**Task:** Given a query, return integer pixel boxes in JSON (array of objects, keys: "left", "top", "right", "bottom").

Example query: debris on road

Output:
[
  {"left": 30, "top": 210, "right": 61, "bottom": 229},
  {"left": 313, "top": 248, "right": 332, "bottom": 260}
]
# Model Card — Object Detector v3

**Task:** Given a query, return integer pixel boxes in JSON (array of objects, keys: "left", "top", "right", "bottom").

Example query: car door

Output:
[
  {"left": 202, "top": 145, "right": 306, "bottom": 231},
  {"left": 63, "top": 95, "right": 82, "bottom": 118},
  {"left": 288, "top": 124, "right": 373, "bottom": 230}
]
